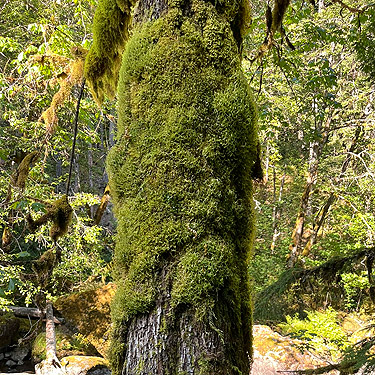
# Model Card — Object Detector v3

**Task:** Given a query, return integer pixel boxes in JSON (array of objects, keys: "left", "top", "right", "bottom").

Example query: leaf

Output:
[
  {"left": 31, "top": 202, "right": 46, "bottom": 212},
  {"left": 8, "top": 278, "right": 15, "bottom": 292}
]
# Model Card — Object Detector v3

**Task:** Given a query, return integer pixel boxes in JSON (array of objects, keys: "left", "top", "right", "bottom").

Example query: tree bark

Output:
[{"left": 288, "top": 139, "right": 323, "bottom": 267}]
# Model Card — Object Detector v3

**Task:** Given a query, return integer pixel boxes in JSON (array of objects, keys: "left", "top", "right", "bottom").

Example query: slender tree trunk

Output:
[
  {"left": 271, "top": 172, "right": 285, "bottom": 253},
  {"left": 302, "top": 126, "right": 363, "bottom": 255},
  {"left": 264, "top": 141, "right": 270, "bottom": 184},
  {"left": 288, "top": 139, "right": 322, "bottom": 267},
  {"left": 35, "top": 302, "right": 63, "bottom": 375},
  {"left": 102, "top": 0, "right": 258, "bottom": 374},
  {"left": 288, "top": 113, "right": 331, "bottom": 267}
]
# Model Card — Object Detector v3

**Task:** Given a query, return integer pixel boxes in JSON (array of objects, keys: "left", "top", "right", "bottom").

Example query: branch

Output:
[
  {"left": 331, "top": 0, "right": 375, "bottom": 14},
  {"left": 3, "top": 306, "right": 63, "bottom": 324}
]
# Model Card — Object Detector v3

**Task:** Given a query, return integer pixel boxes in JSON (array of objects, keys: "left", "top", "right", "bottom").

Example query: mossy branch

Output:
[
  {"left": 255, "top": 247, "right": 375, "bottom": 322},
  {"left": 27, "top": 195, "right": 73, "bottom": 242},
  {"left": 84, "top": 0, "right": 137, "bottom": 104}
]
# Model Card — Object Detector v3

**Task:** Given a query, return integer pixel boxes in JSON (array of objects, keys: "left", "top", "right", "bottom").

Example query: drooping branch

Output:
[
  {"left": 84, "top": 0, "right": 137, "bottom": 104},
  {"left": 255, "top": 247, "right": 375, "bottom": 322},
  {"left": 93, "top": 184, "right": 110, "bottom": 226},
  {"left": 250, "top": 0, "right": 292, "bottom": 63}
]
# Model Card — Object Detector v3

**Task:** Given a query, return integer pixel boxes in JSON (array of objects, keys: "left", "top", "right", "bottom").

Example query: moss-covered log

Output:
[{"left": 88, "top": 0, "right": 259, "bottom": 373}]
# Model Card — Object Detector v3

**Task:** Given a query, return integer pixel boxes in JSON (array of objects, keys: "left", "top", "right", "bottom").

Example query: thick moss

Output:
[
  {"left": 106, "top": 0, "right": 258, "bottom": 373},
  {"left": 85, "top": 0, "right": 137, "bottom": 103},
  {"left": 27, "top": 195, "right": 73, "bottom": 242}
]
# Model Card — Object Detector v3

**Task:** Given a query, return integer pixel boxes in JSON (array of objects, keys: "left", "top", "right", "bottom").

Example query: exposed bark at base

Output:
[{"left": 120, "top": 297, "right": 251, "bottom": 375}]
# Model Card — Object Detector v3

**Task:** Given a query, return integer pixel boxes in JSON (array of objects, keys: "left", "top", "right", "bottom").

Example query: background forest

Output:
[{"left": 1, "top": 0, "right": 375, "bottom": 372}]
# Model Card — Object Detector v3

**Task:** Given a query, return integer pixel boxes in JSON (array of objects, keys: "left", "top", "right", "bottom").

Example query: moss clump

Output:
[
  {"left": 27, "top": 195, "right": 73, "bottom": 242},
  {"left": 40, "top": 55, "right": 86, "bottom": 134},
  {"left": 105, "top": 0, "right": 258, "bottom": 373},
  {"left": 12, "top": 151, "right": 40, "bottom": 190},
  {"left": 84, "top": 0, "right": 137, "bottom": 104}
]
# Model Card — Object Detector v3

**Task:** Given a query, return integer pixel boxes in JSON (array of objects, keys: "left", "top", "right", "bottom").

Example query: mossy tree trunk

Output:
[{"left": 92, "top": 0, "right": 259, "bottom": 374}]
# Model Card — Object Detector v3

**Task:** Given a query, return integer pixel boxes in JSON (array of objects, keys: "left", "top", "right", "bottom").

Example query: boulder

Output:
[
  {"left": 60, "top": 356, "right": 111, "bottom": 375},
  {"left": 54, "top": 283, "right": 116, "bottom": 358},
  {"left": 251, "top": 325, "right": 338, "bottom": 375}
]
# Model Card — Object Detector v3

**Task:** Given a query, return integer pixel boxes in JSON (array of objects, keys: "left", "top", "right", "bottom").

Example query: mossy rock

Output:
[
  {"left": 32, "top": 328, "right": 98, "bottom": 362},
  {"left": 54, "top": 283, "right": 116, "bottom": 357},
  {"left": 60, "top": 356, "right": 111, "bottom": 375}
]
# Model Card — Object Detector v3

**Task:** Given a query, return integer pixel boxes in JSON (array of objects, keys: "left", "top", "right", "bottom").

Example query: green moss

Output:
[
  {"left": 99, "top": 0, "right": 258, "bottom": 373},
  {"left": 27, "top": 195, "right": 73, "bottom": 242},
  {"left": 32, "top": 330, "right": 96, "bottom": 361},
  {"left": 84, "top": 0, "right": 137, "bottom": 104},
  {"left": 49, "top": 194, "right": 73, "bottom": 241}
]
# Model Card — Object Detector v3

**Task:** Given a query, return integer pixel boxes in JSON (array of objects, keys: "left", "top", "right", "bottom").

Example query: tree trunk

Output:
[
  {"left": 271, "top": 172, "right": 285, "bottom": 253},
  {"left": 302, "top": 126, "right": 363, "bottom": 255},
  {"left": 288, "top": 139, "right": 322, "bottom": 267},
  {"left": 95, "top": 0, "right": 258, "bottom": 374},
  {"left": 35, "top": 302, "right": 64, "bottom": 375}
]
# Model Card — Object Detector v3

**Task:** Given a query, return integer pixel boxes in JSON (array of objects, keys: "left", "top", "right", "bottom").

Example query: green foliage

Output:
[
  {"left": 341, "top": 272, "right": 370, "bottom": 311},
  {"left": 0, "top": 0, "right": 115, "bottom": 309},
  {"left": 246, "top": 0, "right": 375, "bottom": 322},
  {"left": 279, "top": 308, "right": 349, "bottom": 361},
  {"left": 355, "top": 8, "right": 375, "bottom": 81},
  {"left": 32, "top": 329, "right": 96, "bottom": 361}
]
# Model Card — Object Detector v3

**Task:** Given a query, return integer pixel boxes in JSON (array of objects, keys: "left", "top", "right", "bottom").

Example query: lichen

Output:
[{"left": 104, "top": 0, "right": 258, "bottom": 373}]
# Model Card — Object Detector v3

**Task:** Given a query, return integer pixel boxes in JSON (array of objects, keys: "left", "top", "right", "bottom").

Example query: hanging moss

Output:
[
  {"left": 11, "top": 151, "right": 40, "bottom": 190},
  {"left": 84, "top": 0, "right": 137, "bottom": 104},
  {"left": 40, "top": 56, "right": 86, "bottom": 134},
  {"left": 105, "top": 0, "right": 258, "bottom": 373},
  {"left": 27, "top": 195, "right": 73, "bottom": 242}
]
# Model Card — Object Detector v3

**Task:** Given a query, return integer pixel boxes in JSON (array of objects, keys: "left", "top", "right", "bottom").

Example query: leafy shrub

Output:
[{"left": 278, "top": 308, "right": 349, "bottom": 361}]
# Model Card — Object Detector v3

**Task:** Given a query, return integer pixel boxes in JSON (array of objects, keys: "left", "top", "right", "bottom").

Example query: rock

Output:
[
  {"left": 0, "top": 312, "right": 20, "bottom": 350},
  {"left": 11, "top": 346, "right": 29, "bottom": 362},
  {"left": 60, "top": 356, "right": 111, "bottom": 375},
  {"left": 0, "top": 352, "right": 4, "bottom": 360},
  {"left": 35, "top": 359, "right": 66, "bottom": 375},
  {"left": 5, "top": 359, "right": 17, "bottom": 367},
  {"left": 251, "top": 325, "right": 339, "bottom": 375},
  {"left": 54, "top": 283, "right": 116, "bottom": 357}
]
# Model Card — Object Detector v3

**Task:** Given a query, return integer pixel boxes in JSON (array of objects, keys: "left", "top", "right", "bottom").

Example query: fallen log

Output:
[{"left": 3, "top": 306, "right": 63, "bottom": 324}]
